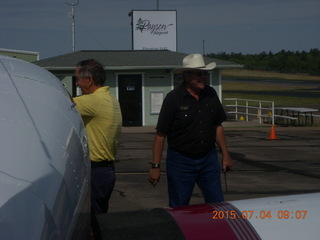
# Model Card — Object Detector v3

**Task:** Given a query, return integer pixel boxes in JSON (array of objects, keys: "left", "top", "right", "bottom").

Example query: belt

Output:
[{"left": 91, "top": 160, "right": 114, "bottom": 168}]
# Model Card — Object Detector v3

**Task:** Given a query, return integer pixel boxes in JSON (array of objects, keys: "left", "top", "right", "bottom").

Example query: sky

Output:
[{"left": 1, "top": 0, "right": 320, "bottom": 59}]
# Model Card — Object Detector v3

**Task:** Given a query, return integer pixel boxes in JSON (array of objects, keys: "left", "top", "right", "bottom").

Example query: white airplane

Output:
[{"left": 0, "top": 55, "right": 90, "bottom": 239}]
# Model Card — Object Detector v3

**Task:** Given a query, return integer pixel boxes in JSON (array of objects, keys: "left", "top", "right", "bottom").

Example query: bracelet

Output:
[{"left": 150, "top": 162, "right": 160, "bottom": 168}]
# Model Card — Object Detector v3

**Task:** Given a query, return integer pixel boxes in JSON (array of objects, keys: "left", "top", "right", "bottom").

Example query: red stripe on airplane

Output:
[{"left": 167, "top": 203, "right": 261, "bottom": 240}]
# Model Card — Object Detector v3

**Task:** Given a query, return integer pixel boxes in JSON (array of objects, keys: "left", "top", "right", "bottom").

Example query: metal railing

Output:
[{"left": 224, "top": 98, "right": 275, "bottom": 125}]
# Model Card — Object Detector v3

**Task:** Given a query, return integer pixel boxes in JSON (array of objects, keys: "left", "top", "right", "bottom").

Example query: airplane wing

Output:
[{"left": 99, "top": 192, "right": 320, "bottom": 240}]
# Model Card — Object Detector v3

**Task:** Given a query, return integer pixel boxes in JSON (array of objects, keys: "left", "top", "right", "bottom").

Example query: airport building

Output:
[{"left": 35, "top": 50, "right": 242, "bottom": 126}]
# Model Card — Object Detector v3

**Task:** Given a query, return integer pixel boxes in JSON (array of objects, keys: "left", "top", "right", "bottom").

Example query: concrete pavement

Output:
[{"left": 109, "top": 121, "right": 320, "bottom": 213}]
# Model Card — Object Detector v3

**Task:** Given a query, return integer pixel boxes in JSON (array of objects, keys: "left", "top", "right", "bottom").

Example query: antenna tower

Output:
[{"left": 67, "top": 0, "right": 79, "bottom": 52}]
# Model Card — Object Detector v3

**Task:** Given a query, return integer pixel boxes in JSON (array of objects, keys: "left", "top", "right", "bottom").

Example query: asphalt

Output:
[{"left": 108, "top": 120, "right": 320, "bottom": 213}]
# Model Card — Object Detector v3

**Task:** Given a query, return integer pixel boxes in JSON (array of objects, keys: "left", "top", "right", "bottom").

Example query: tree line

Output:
[{"left": 206, "top": 48, "right": 320, "bottom": 75}]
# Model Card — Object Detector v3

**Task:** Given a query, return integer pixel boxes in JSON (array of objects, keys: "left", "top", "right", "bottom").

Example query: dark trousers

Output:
[
  {"left": 166, "top": 148, "right": 224, "bottom": 207},
  {"left": 91, "top": 164, "right": 115, "bottom": 239}
]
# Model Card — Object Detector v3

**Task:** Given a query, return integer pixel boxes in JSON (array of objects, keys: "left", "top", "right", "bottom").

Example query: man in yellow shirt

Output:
[{"left": 73, "top": 59, "right": 122, "bottom": 239}]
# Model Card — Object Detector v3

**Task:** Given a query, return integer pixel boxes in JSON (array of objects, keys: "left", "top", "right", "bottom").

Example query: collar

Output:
[
  {"left": 178, "top": 85, "right": 210, "bottom": 99},
  {"left": 93, "top": 86, "right": 110, "bottom": 94}
]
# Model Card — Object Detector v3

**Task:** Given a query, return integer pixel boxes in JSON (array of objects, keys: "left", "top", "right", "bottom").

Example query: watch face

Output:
[{"left": 152, "top": 163, "right": 160, "bottom": 168}]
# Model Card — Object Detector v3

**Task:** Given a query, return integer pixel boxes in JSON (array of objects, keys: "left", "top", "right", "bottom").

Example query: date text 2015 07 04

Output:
[{"left": 212, "top": 210, "right": 308, "bottom": 220}]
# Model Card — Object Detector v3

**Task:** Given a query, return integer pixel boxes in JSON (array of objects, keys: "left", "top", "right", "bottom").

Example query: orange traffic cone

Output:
[{"left": 267, "top": 124, "right": 278, "bottom": 140}]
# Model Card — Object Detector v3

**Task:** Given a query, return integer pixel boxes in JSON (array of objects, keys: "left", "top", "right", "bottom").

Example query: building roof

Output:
[
  {"left": 34, "top": 50, "right": 243, "bottom": 71},
  {"left": 1, "top": 48, "right": 40, "bottom": 62}
]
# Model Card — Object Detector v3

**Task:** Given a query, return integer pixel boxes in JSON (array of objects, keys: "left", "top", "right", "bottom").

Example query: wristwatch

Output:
[{"left": 150, "top": 162, "right": 160, "bottom": 168}]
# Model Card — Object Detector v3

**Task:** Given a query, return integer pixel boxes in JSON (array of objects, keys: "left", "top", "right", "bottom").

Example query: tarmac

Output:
[{"left": 108, "top": 120, "right": 320, "bottom": 213}]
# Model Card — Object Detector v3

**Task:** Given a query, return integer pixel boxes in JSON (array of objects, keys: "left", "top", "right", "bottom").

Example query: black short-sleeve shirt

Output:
[{"left": 156, "top": 85, "right": 227, "bottom": 158}]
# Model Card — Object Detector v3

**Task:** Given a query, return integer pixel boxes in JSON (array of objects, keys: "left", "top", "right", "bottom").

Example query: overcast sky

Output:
[{"left": 1, "top": 0, "right": 319, "bottom": 59}]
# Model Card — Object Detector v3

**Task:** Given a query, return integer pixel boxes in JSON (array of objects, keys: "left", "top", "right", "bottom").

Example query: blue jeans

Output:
[{"left": 166, "top": 148, "right": 224, "bottom": 207}]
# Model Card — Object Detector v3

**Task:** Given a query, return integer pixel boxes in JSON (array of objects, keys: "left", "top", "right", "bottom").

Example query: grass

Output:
[
  {"left": 221, "top": 69, "right": 320, "bottom": 81},
  {"left": 221, "top": 69, "right": 320, "bottom": 107}
]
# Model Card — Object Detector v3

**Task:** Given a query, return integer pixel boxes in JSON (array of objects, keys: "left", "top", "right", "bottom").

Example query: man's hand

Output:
[
  {"left": 148, "top": 168, "right": 161, "bottom": 186},
  {"left": 222, "top": 152, "right": 232, "bottom": 173}
]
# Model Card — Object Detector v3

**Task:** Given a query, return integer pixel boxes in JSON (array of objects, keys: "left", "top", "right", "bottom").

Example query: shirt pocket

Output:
[
  {"left": 173, "top": 108, "right": 194, "bottom": 129},
  {"left": 207, "top": 104, "right": 219, "bottom": 122}
]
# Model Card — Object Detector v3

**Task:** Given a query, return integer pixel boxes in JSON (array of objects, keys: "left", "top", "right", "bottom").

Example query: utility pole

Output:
[
  {"left": 157, "top": 0, "right": 159, "bottom": 10},
  {"left": 67, "top": 0, "right": 79, "bottom": 52},
  {"left": 202, "top": 40, "right": 205, "bottom": 55}
]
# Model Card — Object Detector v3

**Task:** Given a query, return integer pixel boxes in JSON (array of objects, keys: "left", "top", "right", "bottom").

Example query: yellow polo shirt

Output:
[{"left": 73, "top": 86, "right": 122, "bottom": 162}]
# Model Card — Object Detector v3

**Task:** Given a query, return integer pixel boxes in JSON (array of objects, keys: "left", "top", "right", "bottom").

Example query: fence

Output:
[
  {"left": 224, "top": 98, "right": 320, "bottom": 126},
  {"left": 224, "top": 98, "right": 275, "bottom": 125}
]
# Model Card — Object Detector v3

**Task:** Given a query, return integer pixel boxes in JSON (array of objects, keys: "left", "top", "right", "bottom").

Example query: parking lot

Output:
[{"left": 108, "top": 121, "right": 320, "bottom": 213}]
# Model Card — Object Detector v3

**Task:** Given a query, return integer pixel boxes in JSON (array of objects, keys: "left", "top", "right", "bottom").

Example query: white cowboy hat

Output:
[{"left": 172, "top": 54, "right": 216, "bottom": 74}]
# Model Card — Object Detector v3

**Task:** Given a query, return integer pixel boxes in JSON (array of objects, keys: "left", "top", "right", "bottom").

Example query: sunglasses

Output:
[{"left": 187, "top": 71, "right": 209, "bottom": 77}]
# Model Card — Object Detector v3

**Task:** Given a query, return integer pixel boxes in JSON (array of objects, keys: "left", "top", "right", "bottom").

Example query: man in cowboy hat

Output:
[{"left": 148, "top": 54, "right": 232, "bottom": 207}]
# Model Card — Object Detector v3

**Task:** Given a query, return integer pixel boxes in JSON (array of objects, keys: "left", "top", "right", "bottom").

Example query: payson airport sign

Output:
[{"left": 132, "top": 10, "right": 177, "bottom": 51}]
